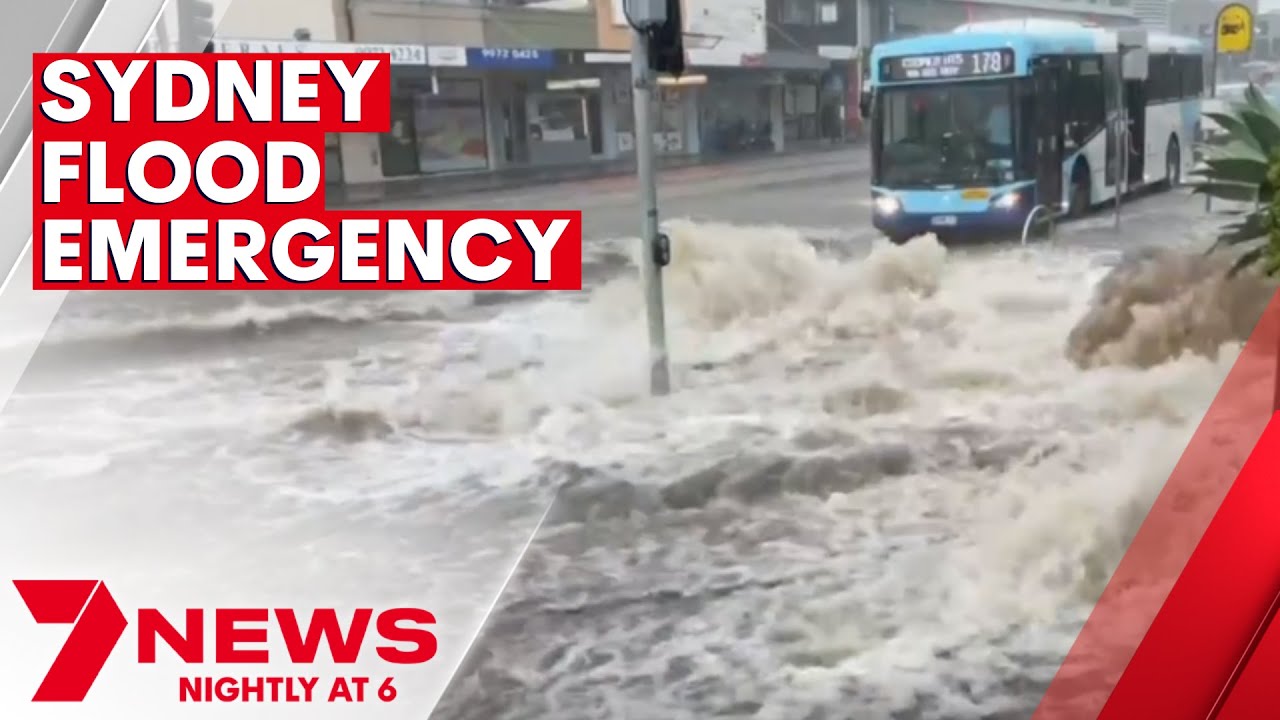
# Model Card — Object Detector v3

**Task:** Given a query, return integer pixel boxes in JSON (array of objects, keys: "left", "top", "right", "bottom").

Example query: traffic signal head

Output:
[{"left": 647, "top": 0, "right": 685, "bottom": 77}]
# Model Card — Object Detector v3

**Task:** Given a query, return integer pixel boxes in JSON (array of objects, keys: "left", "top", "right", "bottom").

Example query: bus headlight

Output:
[
  {"left": 992, "top": 192, "right": 1021, "bottom": 210},
  {"left": 873, "top": 195, "right": 902, "bottom": 215}
]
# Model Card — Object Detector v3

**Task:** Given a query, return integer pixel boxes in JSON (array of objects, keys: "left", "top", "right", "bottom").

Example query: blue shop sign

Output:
[{"left": 466, "top": 47, "right": 555, "bottom": 70}]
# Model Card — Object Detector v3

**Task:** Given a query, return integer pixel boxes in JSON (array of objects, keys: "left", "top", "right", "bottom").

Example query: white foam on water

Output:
[
  {"left": 0, "top": 213, "right": 1265, "bottom": 719},
  {"left": 411, "top": 222, "right": 1255, "bottom": 718}
]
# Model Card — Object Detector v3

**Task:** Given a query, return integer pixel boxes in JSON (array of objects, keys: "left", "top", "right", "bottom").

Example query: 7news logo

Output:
[{"left": 13, "top": 580, "right": 438, "bottom": 704}]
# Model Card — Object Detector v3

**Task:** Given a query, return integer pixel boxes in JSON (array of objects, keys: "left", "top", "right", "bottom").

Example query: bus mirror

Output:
[{"left": 859, "top": 91, "right": 872, "bottom": 119}]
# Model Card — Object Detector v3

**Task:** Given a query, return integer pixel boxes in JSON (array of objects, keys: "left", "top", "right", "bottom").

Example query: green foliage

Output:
[{"left": 1194, "top": 84, "right": 1280, "bottom": 277}]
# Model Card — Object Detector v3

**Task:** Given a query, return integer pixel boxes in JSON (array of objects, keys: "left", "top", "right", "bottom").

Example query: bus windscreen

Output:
[{"left": 877, "top": 80, "right": 1017, "bottom": 188}]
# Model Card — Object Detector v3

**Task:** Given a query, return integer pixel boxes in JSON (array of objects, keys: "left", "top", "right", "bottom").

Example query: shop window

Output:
[
  {"left": 410, "top": 79, "right": 489, "bottom": 174},
  {"left": 615, "top": 82, "right": 688, "bottom": 156},
  {"left": 781, "top": 0, "right": 815, "bottom": 25},
  {"left": 698, "top": 81, "right": 773, "bottom": 155},
  {"left": 526, "top": 90, "right": 610, "bottom": 164},
  {"left": 528, "top": 94, "right": 586, "bottom": 143}
]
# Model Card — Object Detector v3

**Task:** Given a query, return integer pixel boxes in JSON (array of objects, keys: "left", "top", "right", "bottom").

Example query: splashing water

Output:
[
  {"left": 363, "top": 224, "right": 1259, "bottom": 720},
  {"left": 1066, "top": 246, "right": 1278, "bottom": 369},
  {"left": 7, "top": 216, "right": 1260, "bottom": 719}
]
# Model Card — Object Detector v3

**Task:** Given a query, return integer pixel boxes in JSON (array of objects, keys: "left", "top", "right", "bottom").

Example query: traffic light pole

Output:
[{"left": 630, "top": 29, "right": 672, "bottom": 397}]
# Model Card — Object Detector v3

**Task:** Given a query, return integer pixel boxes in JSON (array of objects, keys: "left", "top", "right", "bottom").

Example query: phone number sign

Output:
[{"left": 465, "top": 47, "right": 555, "bottom": 69}]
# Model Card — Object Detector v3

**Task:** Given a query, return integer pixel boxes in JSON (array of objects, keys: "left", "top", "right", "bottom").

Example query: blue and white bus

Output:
[{"left": 864, "top": 19, "right": 1206, "bottom": 242}]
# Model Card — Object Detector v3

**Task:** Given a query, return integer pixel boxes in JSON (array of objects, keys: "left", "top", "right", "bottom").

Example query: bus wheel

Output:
[
  {"left": 1068, "top": 164, "right": 1091, "bottom": 218},
  {"left": 1166, "top": 138, "right": 1182, "bottom": 187}
]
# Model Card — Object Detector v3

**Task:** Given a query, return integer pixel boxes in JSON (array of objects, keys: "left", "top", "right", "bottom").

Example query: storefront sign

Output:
[
  {"left": 466, "top": 48, "right": 555, "bottom": 70},
  {"left": 428, "top": 46, "right": 468, "bottom": 67},
  {"left": 584, "top": 52, "right": 630, "bottom": 64},
  {"left": 209, "top": 38, "right": 427, "bottom": 66},
  {"left": 819, "top": 45, "right": 856, "bottom": 61}
]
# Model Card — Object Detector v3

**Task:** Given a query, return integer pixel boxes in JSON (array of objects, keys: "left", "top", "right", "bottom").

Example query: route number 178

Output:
[{"left": 971, "top": 51, "right": 1005, "bottom": 74}]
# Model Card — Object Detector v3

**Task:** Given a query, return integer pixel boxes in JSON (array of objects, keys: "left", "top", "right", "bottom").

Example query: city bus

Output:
[{"left": 864, "top": 19, "right": 1206, "bottom": 243}]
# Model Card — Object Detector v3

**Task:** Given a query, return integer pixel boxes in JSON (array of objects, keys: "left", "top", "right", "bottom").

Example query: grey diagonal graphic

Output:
[
  {"left": 0, "top": 0, "right": 234, "bottom": 288},
  {"left": 0, "top": 0, "right": 107, "bottom": 178},
  {"left": 0, "top": 0, "right": 169, "bottom": 416},
  {"left": 0, "top": 0, "right": 108, "bottom": 281}
]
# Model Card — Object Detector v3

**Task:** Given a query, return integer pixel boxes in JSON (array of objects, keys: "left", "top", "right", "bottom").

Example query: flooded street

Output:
[{"left": 0, "top": 151, "right": 1270, "bottom": 719}]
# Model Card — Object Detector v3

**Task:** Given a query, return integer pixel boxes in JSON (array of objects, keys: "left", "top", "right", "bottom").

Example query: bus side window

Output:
[
  {"left": 1154, "top": 54, "right": 1181, "bottom": 102},
  {"left": 1018, "top": 82, "right": 1037, "bottom": 178},
  {"left": 1067, "top": 56, "right": 1104, "bottom": 147},
  {"left": 1180, "top": 55, "right": 1203, "bottom": 97}
]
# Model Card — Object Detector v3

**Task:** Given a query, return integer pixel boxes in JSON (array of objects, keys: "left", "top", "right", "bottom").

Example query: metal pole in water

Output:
[
  {"left": 630, "top": 29, "right": 671, "bottom": 397},
  {"left": 1115, "top": 50, "right": 1126, "bottom": 231}
]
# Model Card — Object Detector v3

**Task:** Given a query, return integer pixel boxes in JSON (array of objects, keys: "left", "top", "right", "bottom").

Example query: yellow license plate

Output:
[{"left": 961, "top": 189, "right": 991, "bottom": 200}]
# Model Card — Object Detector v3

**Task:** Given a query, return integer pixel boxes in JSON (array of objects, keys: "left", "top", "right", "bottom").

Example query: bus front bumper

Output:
[{"left": 871, "top": 207, "right": 1033, "bottom": 240}]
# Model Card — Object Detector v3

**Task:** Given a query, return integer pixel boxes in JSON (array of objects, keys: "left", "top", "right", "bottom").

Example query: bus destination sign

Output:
[{"left": 881, "top": 48, "right": 1015, "bottom": 81}]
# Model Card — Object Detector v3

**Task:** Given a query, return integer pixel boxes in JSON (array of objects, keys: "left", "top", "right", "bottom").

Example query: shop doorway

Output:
[
  {"left": 379, "top": 96, "right": 420, "bottom": 178},
  {"left": 503, "top": 83, "right": 531, "bottom": 165},
  {"left": 784, "top": 81, "right": 821, "bottom": 143}
]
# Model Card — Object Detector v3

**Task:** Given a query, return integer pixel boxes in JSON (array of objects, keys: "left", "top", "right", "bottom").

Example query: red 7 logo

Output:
[{"left": 13, "top": 580, "right": 129, "bottom": 702}]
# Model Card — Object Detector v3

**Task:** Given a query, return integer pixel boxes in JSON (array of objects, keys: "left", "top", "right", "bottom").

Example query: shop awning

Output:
[
  {"left": 574, "top": 49, "right": 832, "bottom": 72},
  {"left": 738, "top": 51, "right": 833, "bottom": 72}
]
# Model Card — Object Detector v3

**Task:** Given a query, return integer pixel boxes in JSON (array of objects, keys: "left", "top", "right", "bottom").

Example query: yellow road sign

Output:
[{"left": 1217, "top": 3, "right": 1254, "bottom": 54}]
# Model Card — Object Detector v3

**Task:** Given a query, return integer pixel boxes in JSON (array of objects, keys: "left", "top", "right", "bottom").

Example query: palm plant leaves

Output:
[
  {"left": 1244, "top": 84, "right": 1280, "bottom": 132},
  {"left": 1203, "top": 111, "right": 1263, "bottom": 153},
  {"left": 1208, "top": 211, "right": 1270, "bottom": 252},
  {"left": 1229, "top": 245, "right": 1266, "bottom": 277},
  {"left": 1196, "top": 83, "right": 1280, "bottom": 278}
]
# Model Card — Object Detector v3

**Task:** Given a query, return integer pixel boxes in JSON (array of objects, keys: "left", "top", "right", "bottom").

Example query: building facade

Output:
[
  {"left": 879, "top": 0, "right": 1137, "bottom": 36},
  {"left": 1132, "top": 0, "right": 1172, "bottom": 30},
  {"left": 208, "top": 0, "right": 1150, "bottom": 190}
]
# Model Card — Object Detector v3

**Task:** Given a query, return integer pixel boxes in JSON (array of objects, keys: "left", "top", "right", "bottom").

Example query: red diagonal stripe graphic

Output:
[
  {"left": 1213, "top": 577, "right": 1280, "bottom": 718},
  {"left": 1203, "top": 579, "right": 1280, "bottom": 712},
  {"left": 1100, "top": 413, "right": 1280, "bottom": 718},
  {"left": 1034, "top": 290, "right": 1280, "bottom": 719}
]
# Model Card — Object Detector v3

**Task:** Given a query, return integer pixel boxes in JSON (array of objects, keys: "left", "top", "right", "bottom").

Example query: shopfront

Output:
[
  {"left": 619, "top": 85, "right": 696, "bottom": 157},
  {"left": 380, "top": 76, "right": 491, "bottom": 178},
  {"left": 698, "top": 72, "right": 775, "bottom": 156},
  {"left": 383, "top": 46, "right": 621, "bottom": 175},
  {"left": 211, "top": 37, "right": 433, "bottom": 185},
  {"left": 525, "top": 82, "right": 604, "bottom": 165},
  {"left": 818, "top": 64, "right": 849, "bottom": 141},
  {"left": 601, "top": 68, "right": 698, "bottom": 159},
  {"left": 782, "top": 72, "right": 824, "bottom": 144}
]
